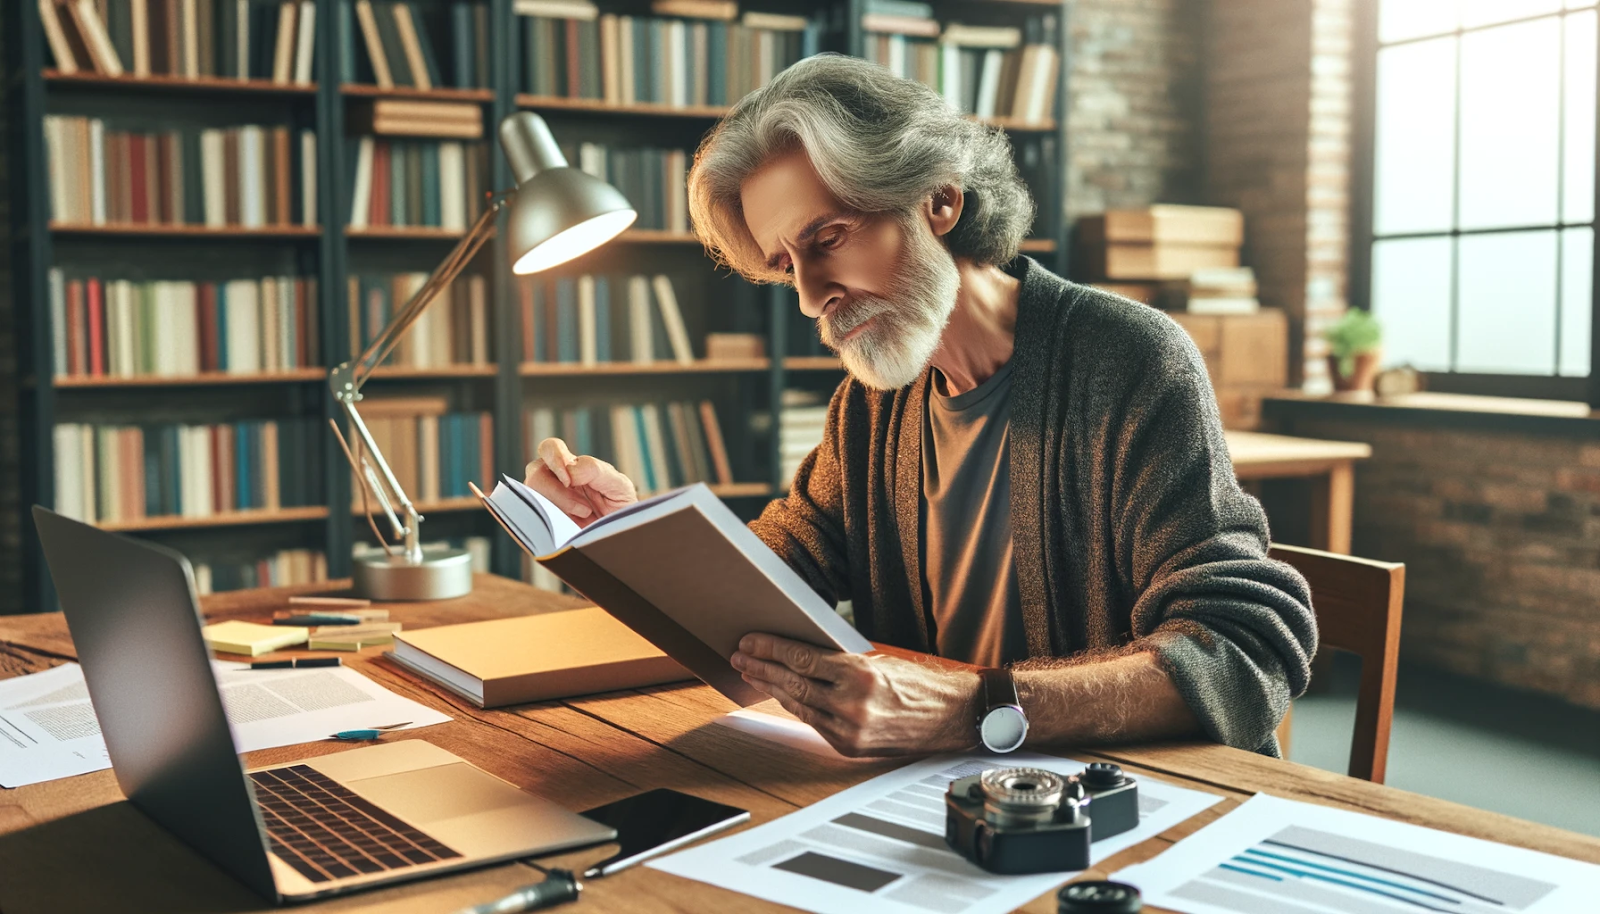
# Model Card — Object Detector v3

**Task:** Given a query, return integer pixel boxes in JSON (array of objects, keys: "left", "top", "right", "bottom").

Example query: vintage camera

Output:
[{"left": 944, "top": 763, "right": 1140, "bottom": 874}]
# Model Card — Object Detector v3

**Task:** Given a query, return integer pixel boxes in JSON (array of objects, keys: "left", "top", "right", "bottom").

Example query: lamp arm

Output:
[
  {"left": 337, "top": 196, "right": 507, "bottom": 395},
  {"left": 326, "top": 191, "right": 509, "bottom": 566}
]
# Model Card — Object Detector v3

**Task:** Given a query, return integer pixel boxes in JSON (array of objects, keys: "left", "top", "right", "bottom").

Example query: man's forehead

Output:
[{"left": 740, "top": 150, "right": 846, "bottom": 254}]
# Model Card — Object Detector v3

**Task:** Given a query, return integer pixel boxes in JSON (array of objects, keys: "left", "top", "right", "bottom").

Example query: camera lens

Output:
[
  {"left": 1057, "top": 880, "right": 1142, "bottom": 913},
  {"left": 978, "top": 767, "right": 1066, "bottom": 827},
  {"left": 1082, "top": 763, "right": 1127, "bottom": 789}
]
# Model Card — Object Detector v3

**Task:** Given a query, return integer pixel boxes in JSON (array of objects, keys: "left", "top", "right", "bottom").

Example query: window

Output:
[{"left": 1362, "top": 0, "right": 1598, "bottom": 400}]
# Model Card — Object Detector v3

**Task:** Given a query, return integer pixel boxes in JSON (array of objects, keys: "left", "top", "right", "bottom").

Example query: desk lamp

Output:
[{"left": 331, "top": 112, "right": 636, "bottom": 600}]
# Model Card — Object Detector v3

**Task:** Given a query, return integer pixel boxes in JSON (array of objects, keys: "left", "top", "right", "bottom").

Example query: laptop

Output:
[{"left": 32, "top": 506, "right": 616, "bottom": 903}]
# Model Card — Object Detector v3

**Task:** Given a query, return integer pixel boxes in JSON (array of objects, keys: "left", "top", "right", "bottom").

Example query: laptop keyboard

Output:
[{"left": 250, "top": 764, "right": 462, "bottom": 884}]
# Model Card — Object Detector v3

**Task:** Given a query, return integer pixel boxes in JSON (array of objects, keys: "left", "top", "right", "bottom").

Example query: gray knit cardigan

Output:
[{"left": 749, "top": 256, "right": 1318, "bottom": 754}]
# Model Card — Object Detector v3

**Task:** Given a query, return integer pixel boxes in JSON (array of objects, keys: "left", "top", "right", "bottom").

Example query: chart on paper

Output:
[
  {"left": 1117, "top": 794, "right": 1600, "bottom": 914},
  {"left": 651, "top": 752, "right": 1223, "bottom": 914},
  {"left": 1181, "top": 824, "right": 1557, "bottom": 913}
]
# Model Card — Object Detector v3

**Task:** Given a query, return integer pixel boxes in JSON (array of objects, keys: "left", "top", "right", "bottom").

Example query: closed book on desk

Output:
[
  {"left": 471, "top": 475, "right": 872, "bottom": 706},
  {"left": 388, "top": 608, "right": 689, "bottom": 707}
]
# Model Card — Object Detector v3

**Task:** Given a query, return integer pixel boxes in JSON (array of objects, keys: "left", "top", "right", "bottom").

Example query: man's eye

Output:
[{"left": 819, "top": 230, "right": 844, "bottom": 249}]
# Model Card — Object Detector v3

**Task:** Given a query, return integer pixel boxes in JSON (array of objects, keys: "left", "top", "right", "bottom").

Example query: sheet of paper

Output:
[
  {"left": 1116, "top": 793, "right": 1600, "bottom": 914},
  {"left": 0, "top": 662, "right": 450, "bottom": 788},
  {"left": 713, "top": 708, "right": 847, "bottom": 759},
  {"left": 649, "top": 751, "right": 1223, "bottom": 914}
]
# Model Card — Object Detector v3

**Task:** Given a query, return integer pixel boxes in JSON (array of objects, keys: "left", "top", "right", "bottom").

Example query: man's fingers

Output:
[
  {"left": 522, "top": 461, "right": 593, "bottom": 519},
  {"left": 566, "top": 455, "right": 636, "bottom": 502},
  {"left": 745, "top": 675, "right": 839, "bottom": 733},
  {"left": 733, "top": 653, "right": 841, "bottom": 714},
  {"left": 738, "top": 633, "right": 846, "bottom": 683},
  {"left": 536, "top": 438, "right": 578, "bottom": 486}
]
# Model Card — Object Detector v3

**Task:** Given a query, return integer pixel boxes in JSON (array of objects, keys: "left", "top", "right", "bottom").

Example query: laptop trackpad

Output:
[{"left": 342, "top": 763, "right": 612, "bottom": 858}]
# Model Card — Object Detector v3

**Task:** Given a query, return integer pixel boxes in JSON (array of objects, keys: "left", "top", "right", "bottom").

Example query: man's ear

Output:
[{"left": 926, "top": 185, "right": 964, "bottom": 238}]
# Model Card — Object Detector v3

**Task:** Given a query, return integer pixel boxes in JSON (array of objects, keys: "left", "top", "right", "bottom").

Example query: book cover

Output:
[
  {"left": 293, "top": 0, "right": 316, "bottom": 84},
  {"left": 475, "top": 478, "right": 870, "bottom": 707},
  {"left": 39, "top": 0, "right": 82, "bottom": 74},
  {"left": 593, "top": 275, "right": 611, "bottom": 362},
  {"left": 555, "top": 277, "right": 579, "bottom": 363},
  {"left": 451, "top": 2, "right": 473, "bottom": 88},
  {"left": 389, "top": 609, "right": 688, "bottom": 708},
  {"left": 390, "top": 2, "right": 432, "bottom": 90},
  {"left": 353, "top": 0, "right": 395, "bottom": 87}
]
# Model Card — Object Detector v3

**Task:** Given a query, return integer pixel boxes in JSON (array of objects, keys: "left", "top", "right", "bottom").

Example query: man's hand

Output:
[
  {"left": 731, "top": 633, "right": 981, "bottom": 757},
  {"left": 524, "top": 437, "right": 638, "bottom": 527}
]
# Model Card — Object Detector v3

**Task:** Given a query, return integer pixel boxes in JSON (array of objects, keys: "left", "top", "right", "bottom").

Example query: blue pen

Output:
[{"left": 328, "top": 722, "right": 411, "bottom": 740}]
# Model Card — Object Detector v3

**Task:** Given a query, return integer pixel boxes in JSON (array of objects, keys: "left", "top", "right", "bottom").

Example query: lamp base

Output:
[{"left": 352, "top": 548, "right": 474, "bottom": 601}]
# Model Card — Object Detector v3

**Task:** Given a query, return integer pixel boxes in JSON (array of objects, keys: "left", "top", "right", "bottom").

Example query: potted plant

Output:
[{"left": 1325, "top": 309, "right": 1383, "bottom": 392}]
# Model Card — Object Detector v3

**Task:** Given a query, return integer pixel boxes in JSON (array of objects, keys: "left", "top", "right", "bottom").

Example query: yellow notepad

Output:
[
  {"left": 201, "top": 621, "right": 309, "bottom": 656},
  {"left": 309, "top": 632, "right": 395, "bottom": 651}
]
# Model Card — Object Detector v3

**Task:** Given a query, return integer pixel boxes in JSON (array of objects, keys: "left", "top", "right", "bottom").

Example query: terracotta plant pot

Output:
[{"left": 1328, "top": 350, "right": 1382, "bottom": 393}]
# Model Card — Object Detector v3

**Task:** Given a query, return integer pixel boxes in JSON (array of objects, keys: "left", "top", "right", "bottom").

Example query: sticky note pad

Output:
[{"left": 202, "top": 620, "right": 310, "bottom": 656}]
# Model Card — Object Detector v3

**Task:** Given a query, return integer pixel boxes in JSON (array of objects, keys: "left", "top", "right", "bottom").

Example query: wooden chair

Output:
[{"left": 1270, "top": 544, "right": 1405, "bottom": 784}]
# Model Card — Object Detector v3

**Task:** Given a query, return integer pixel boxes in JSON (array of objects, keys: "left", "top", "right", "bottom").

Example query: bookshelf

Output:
[{"left": 7, "top": 0, "right": 1070, "bottom": 612}]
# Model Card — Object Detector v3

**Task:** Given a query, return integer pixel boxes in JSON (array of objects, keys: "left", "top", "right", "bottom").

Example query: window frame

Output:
[{"left": 1351, "top": 0, "right": 1600, "bottom": 407}]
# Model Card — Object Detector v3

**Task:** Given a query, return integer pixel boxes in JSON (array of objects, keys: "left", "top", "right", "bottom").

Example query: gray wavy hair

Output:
[{"left": 687, "top": 54, "right": 1036, "bottom": 282}]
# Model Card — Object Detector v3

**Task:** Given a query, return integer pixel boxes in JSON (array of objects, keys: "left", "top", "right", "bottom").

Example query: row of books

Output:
[
  {"left": 520, "top": 274, "right": 695, "bottom": 365},
  {"left": 862, "top": 9, "right": 1061, "bottom": 123},
  {"left": 342, "top": 0, "right": 489, "bottom": 90},
  {"left": 48, "top": 271, "right": 320, "bottom": 379},
  {"left": 349, "top": 399, "right": 494, "bottom": 506},
  {"left": 53, "top": 417, "right": 326, "bottom": 525},
  {"left": 524, "top": 399, "right": 734, "bottom": 495},
  {"left": 570, "top": 144, "right": 688, "bottom": 234},
  {"left": 346, "top": 138, "right": 487, "bottom": 231},
  {"left": 517, "top": 0, "right": 819, "bottom": 107},
  {"left": 41, "top": 0, "right": 318, "bottom": 83},
  {"left": 194, "top": 549, "right": 328, "bottom": 595},
  {"left": 347, "top": 273, "right": 491, "bottom": 367},
  {"left": 44, "top": 116, "right": 318, "bottom": 229}
]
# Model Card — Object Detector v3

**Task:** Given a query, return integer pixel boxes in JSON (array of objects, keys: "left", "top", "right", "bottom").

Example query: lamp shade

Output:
[{"left": 498, "top": 112, "right": 636, "bottom": 274}]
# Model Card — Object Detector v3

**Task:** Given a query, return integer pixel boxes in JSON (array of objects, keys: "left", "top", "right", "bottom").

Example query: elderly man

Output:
[{"left": 527, "top": 55, "right": 1316, "bottom": 759}]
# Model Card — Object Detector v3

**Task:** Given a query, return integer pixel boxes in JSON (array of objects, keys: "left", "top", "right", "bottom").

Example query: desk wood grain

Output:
[{"left": 2, "top": 575, "right": 1596, "bottom": 914}]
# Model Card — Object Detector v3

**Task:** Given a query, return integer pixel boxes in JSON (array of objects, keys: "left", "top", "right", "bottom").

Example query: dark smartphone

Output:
[{"left": 577, "top": 788, "right": 750, "bottom": 878}]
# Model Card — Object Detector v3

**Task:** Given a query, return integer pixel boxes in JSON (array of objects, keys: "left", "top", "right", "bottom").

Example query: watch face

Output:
[{"left": 980, "top": 705, "right": 1028, "bottom": 753}]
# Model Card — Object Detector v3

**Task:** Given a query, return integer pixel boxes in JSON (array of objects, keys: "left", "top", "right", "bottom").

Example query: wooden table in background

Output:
[
  {"left": 1226, "top": 430, "right": 1372, "bottom": 554},
  {"left": 2, "top": 576, "right": 1595, "bottom": 914}
]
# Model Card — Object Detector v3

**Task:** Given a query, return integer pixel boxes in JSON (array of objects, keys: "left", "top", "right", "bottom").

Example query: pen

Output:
[
  {"left": 288, "top": 596, "right": 372, "bottom": 608},
  {"left": 452, "top": 869, "right": 581, "bottom": 914},
  {"left": 249, "top": 657, "right": 342, "bottom": 670},
  {"left": 328, "top": 722, "right": 412, "bottom": 740},
  {"left": 272, "top": 615, "right": 362, "bottom": 626}
]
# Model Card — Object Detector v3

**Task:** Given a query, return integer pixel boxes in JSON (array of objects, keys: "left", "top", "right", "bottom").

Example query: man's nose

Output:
[{"left": 795, "top": 261, "right": 843, "bottom": 319}]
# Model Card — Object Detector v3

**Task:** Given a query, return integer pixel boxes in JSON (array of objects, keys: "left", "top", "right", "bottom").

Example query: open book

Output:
[{"left": 471, "top": 475, "right": 871, "bottom": 706}]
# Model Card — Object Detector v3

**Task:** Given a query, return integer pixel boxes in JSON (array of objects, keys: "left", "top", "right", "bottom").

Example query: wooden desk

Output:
[
  {"left": 1226, "top": 430, "right": 1372, "bottom": 554},
  {"left": 2, "top": 576, "right": 1595, "bottom": 914}
]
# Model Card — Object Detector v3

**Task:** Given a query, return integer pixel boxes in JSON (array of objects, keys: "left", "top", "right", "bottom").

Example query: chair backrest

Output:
[{"left": 1269, "top": 544, "right": 1405, "bottom": 783}]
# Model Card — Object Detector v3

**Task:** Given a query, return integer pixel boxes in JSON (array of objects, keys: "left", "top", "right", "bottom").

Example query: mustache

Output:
[{"left": 819, "top": 298, "right": 888, "bottom": 346}]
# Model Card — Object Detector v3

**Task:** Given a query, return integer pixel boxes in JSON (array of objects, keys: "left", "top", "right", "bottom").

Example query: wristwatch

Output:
[{"left": 977, "top": 668, "right": 1028, "bottom": 753}]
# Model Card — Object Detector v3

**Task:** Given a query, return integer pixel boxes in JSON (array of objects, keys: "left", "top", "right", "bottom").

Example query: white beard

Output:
[{"left": 819, "top": 217, "right": 961, "bottom": 391}]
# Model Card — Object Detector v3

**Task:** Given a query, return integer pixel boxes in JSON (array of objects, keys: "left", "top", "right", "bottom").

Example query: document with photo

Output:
[{"left": 649, "top": 751, "right": 1222, "bottom": 914}]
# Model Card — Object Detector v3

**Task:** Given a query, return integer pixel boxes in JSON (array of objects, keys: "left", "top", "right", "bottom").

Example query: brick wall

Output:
[
  {"left": 1066, "top": 0, "right": 1203, "bottom": 219},
  {"left": 1277, "top": 414, "right": 1600, "bottom": 711},
  {"left": 1204, "top": 0, "right": 1353, "bottom": 390}
]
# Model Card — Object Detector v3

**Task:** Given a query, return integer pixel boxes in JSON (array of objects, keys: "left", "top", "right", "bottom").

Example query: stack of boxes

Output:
[{"left": 1076, "top": 205, "right": 1286, "bottom": 430}]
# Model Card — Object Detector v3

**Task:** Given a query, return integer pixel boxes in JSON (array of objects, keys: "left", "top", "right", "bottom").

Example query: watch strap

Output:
[{"left": 980, "top": 667, "right": 1020, "bottom": 713}]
